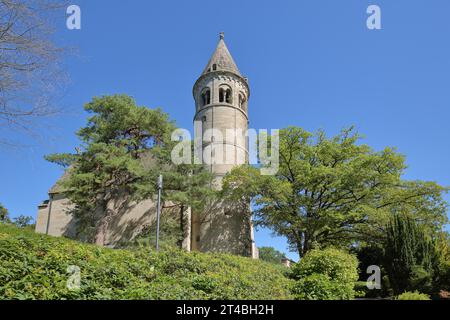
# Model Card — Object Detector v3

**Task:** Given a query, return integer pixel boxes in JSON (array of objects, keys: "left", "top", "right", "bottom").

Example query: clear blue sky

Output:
[{"left": 1, "top": 0, "right": 449, "bottom": 261}]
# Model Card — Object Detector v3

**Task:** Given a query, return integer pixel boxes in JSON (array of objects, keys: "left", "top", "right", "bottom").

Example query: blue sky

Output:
[{"left": 1, "top": 0, "right": 449, "bottom": 260}]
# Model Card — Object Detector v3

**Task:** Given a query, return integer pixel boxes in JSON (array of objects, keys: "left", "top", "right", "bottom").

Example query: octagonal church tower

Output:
[{"left": 192, "top": 33, "right": 257, "bottom": 257}]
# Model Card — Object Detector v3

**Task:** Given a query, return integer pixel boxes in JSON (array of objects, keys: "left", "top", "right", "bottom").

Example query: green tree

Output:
[
  {"left": 385, "top": 213, "right": 439, "bottom": 295},
  {"left": 258, "top": 246, "right": 286, "bottom": 264},
  {"left": 46, "top": 95, "right": 214, "bottom": 244},
  {"left": 0, "top": 203, "right": 9, "bottom": 222},
  {"left": 222, "top": 127, "right": 448, "bottom": 258},
  {"left": 12, "top": 215, "right": 34, "bottom": 228}
]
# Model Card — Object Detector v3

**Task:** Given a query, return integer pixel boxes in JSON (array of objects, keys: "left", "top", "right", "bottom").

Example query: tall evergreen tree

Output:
[
  {"left": 385, "top": 213, "right": 439, "bottom": 294},
  {"left": 46, "top": 95, "right": 214, "bottom": 244}
]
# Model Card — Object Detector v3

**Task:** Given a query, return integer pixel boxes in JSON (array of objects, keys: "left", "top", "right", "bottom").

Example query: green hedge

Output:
[
  {"left": 0, "top": 224, "right": 293, "bottom": 300},
  {"left": 396, "top": 291, "right": 431, "bottom": 300},
  {"left": 291, "top": 248, "right": 359, "bottom": 300}
]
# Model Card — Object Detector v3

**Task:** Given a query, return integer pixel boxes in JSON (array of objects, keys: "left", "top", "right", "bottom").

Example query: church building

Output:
[{"left": 35, "top": 33, "right": 257, "bottom": 258}]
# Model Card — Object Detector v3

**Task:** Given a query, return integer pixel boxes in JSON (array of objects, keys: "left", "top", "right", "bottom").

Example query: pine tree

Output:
[{"left": 46, "top": 95, "right": 215, "bottom": 244}]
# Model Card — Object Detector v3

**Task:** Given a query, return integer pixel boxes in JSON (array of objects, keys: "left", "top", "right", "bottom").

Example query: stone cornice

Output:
[
  {"left": 193, "top": 103, "right": 249, "bottom": 122},
  {"left": 193, "top": 70, "right": 250, "bottom": 98}
]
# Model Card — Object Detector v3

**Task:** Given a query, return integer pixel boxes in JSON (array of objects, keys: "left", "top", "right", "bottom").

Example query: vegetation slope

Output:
[{"left": 0, "top": 224, "right": 292, "bottom": 300}]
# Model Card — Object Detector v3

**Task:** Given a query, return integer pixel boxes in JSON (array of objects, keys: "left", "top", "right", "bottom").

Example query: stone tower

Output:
[{"left": 191, "top": 33, "right": 256, "bottom": 257}]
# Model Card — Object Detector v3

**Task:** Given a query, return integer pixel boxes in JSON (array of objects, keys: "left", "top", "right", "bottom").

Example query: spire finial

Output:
[{"left": 219, "top": 32, "right": 224, "bottom": 40}]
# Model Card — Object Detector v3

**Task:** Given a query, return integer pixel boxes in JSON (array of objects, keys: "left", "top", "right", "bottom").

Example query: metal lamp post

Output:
[{"left": 155, "top": 174, "right": 163, "bottom": 251}]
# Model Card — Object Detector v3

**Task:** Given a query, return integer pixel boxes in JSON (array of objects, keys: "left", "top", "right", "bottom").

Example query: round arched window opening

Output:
[
  {"left": 239, "top": 93, "right": 246, "bottom": 110},
  {"left": 219, "top": 86, "right": 232, "bottom": 104},
  {"left": 201, "top": 88, "right": 211, "bottom": 106}
]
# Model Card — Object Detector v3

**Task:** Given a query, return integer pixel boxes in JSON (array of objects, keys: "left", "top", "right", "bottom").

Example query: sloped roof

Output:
[
  {"left": 202, "top": 33, "right": 241, "bottom": 76},
  {"left": 49, "top": 169, "right": 71, "bottom": 194}
]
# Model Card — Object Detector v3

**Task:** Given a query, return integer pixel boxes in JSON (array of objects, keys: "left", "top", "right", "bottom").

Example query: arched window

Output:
[
  {"left": 219, "top": 86, "right": 232, "bottom": 104},
  {"left": 238, "top": 93, "right": 246, "bottom": 109},
  {"left": 201, "top": 88, "right": 211, "bottom": 106},
  {"left": 212, "top": 64, "right": 217, "bottom": 71}
]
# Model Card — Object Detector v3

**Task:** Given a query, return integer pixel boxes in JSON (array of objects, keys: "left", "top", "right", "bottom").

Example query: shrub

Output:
[
  {"left": 443, "top": 262, "right": 450, "bottom": 289},
  {"left": 292, "top": 248, "right": 359, "bottom": 283},
  {"left": 396, "top": 291, "right": 431, "bottom": 300},
  {"left": 0, "top": 224, "right": 293, "bottom": 300},
  {"left": 291, "top": 248, "right": 359, "bottom": 300},
  {"left": 292, "top": 274, "right": 350, "bottom": 300}
]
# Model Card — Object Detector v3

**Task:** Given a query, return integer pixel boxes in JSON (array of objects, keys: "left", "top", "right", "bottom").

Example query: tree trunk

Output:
[
  {"left": 94, "top": 218, "right": 108, "bottom": 245},
  {"left": 293, "top": 230, "right": 305, "bottom": 258},
  {"left": 179, "top": 204, "right": 185, "bottom": 248},
  {"left": 94, "top": 201, "right": 112, "bottom": 246},
  {"left": 302, "top": 232, "right": 311, "bottom": 257}
]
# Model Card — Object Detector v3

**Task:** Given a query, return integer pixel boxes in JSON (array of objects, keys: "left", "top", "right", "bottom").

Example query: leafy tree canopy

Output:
[
  {"left": 258, "top": 246, "right": 286, "bottom": 264},
  {"left": 222, "top": 126, "right": 449, "bottom": 257},
  {"left": 12, "top": 215, "right": 34, "bottom": 228},
  {"left": 0, "top": 203, "right": 9, "bottom": 222}
]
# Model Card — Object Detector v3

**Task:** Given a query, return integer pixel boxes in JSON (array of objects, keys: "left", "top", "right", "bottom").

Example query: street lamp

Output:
[{"left": 155, "top": 174, "right": 163, "bottom": 251}]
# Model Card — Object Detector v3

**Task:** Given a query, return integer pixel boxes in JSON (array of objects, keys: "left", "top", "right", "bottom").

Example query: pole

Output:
[
  {"left": 45, "top": 194, "right": 53, "bottom": 235},
  {"left": 155, "top": 174, "right": 163, "bottom": 251}
]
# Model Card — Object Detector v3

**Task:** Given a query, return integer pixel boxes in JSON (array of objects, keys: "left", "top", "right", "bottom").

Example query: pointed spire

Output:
[{"left": 202, "top": 33, "right": 241, "bottom": 76}]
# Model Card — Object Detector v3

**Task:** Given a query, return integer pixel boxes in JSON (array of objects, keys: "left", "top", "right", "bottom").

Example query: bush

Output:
[
  {"left": 433, "top": 260, "right": 450, "bottom": 294},
  {"left": 396, "top": 291, "right": 431, "bottom": 300},
  {"left": 292, "top": 248, "right": 359, "bottom": 284},
  {"left": 291, "top": 248, "right": 359, "bottom": 300},
  {"left": 292, "top": 274, "right": 352, "bottom": 300},
  {"left": 442, "top": 261, "right": 450, "bottom": 290},
  {"left": 0, "top": 224, "right": 293, "bottom": 300}
]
